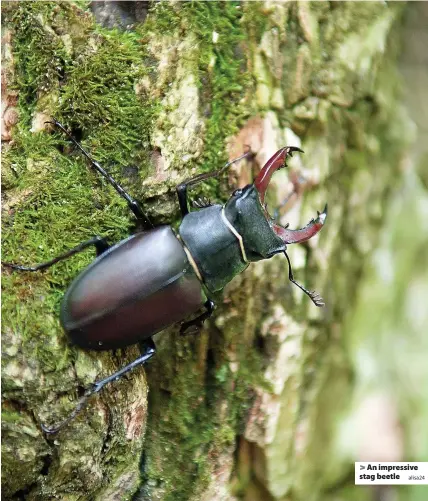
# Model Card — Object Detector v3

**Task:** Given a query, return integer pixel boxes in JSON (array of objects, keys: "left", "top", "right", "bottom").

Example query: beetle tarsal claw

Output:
[
  {"left": 308, "top": 290, "right": 325, "bottom": 307},
  {"left": 283, "top": 252, "right": 325, "bottom": 307},
  {"left": 192, "top": 197, "right": 212, "bottom": 209},
  {"left": 40, "top": 392, "right": 92, "bottom": 434}
]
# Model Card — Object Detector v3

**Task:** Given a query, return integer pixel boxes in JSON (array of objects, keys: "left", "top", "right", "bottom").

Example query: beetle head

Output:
[{"left": 224, "top": 147, "right": 327, "bottom": 262}]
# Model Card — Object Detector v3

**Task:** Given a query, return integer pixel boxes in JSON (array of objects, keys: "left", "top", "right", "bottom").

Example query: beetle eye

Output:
[{"left": 233, "top": 189, "right": 242, "bottom": 197}]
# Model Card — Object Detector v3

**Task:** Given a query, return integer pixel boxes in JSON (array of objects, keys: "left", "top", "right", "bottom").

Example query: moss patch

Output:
[
  {"left": 2, "top": 2, "right": 160, "bottom": 499},
  {"left": 144, "top": 1, "right": 251, "bottom": 206}
]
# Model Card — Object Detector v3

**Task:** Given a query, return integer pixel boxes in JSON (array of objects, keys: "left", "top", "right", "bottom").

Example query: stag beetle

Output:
[{"left": 3, "top": 120, "right": 327, "bottom": 433}]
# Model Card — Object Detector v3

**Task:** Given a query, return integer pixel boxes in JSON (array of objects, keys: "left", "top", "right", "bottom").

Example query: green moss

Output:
[
  {"left": 142, "top": 334, "right": 267, "bottom": 501},
  {"left": 191, "top": 4, "right": 249, "bottom": 164},
  {"left": 2, "top": 2, "right": 161, "bottom": 499},
  {"left": 144, "top": 1, "right": 251, "bottom": 204},
  {"left": 7, "top": 0, "right": 159, "bottom": 185},
  {"left": 10, "top": 2, "right": 71, "bottom": 115},
  {"left": 242, "top": 2, "right": 270, "bottom": 46},
  {"left": 1, "top": 409, "right": 50, "bottom": 498}
]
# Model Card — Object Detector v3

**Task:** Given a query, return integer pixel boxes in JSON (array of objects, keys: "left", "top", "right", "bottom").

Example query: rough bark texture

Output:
[{"left": 1, "top": 2, "right": 417, "bottom": 501}]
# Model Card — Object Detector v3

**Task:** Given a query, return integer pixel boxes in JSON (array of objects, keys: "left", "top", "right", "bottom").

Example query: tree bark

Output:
[{"left": 1, "top": 2, "right": 413, "bottom": 500}]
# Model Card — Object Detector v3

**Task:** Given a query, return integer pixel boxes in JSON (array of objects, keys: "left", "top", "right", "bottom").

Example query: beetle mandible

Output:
[{"left": 3, "top": 120, "right": 327, "bottom": 433}]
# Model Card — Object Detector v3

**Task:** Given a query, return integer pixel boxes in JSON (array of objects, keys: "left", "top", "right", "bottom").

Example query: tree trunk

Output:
[{"left": 1, "top": 2, "right": 414, "bottom": 501}]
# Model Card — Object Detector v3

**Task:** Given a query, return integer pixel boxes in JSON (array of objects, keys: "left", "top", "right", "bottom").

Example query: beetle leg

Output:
[
  {"left": 180, "top": 299, "right": 215, "bottom": 335},
  {"left": 283, "top": 252, "right": 325, "bottom": 307},
  {"left": 2, "top": 236, "right": 109, "bottom": 272},
  {"left": 48, "top": 119, "right": 153, "bottom": 229},
  {"left": 41, "top": 338, "right": 156, "bottom": 434},
  {"left": 176, "top": 150, "right": 255, "bottom": 217}
]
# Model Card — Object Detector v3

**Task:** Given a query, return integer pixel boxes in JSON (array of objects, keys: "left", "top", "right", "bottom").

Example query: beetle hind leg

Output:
[
  {"left": 2, "top": 236, "right": 109, "bottom": 272},
  {"left": 41, "top": 338, "right": 156, "bottom": 434}
]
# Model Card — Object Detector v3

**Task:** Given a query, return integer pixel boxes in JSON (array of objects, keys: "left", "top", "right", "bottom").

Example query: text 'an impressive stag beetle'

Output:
[{"left": 3, "top": 120, "right": 327, "bottom": 433}]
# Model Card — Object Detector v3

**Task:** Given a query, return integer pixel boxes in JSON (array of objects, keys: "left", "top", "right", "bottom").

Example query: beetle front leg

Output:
[
  {"left": 2, "top": 236, "right": 109, "bottom": 272},
  {"left": 176, "top": 150, "right": 255, "bottom": 217},
  {"left": 41, "top": 338, "right": 157, "bottom": 434},
  {"left": 48, "top": 119, "right": 153, "bottom": 229},
  {"left": 180, "top": 299, "right": 215, "bottom": 335}
]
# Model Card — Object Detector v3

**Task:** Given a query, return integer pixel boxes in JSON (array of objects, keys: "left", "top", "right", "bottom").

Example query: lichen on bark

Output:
[{"left": 1, "top": 1, "right": 413, "bottom": 501}]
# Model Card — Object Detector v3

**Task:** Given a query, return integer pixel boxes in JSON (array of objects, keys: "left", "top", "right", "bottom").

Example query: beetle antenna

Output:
[{"left": 283, "top": 252, "right": 325, "bottom": 307}]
